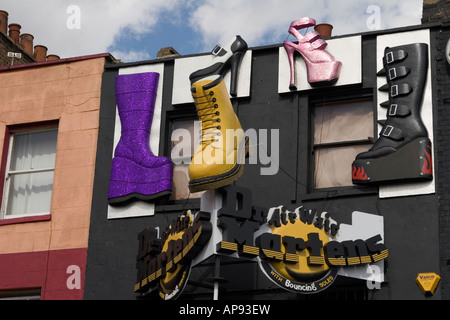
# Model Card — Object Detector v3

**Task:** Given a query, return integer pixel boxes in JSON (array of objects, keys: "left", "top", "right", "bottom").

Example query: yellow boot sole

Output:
[{"left": 188, "top": 136, "right": 249, "bottom": 193}]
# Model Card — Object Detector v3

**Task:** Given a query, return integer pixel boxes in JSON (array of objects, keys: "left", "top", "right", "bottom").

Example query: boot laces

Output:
[{"left": 193, "top": 91, "right": 222, "bottom": 145}]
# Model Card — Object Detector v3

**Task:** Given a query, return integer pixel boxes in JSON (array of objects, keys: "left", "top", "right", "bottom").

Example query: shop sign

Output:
[
  {"left": 134, "top": 185, "right": 388, "bottom": 299},
  {"left": 134, "top": 211, "right": 212, "bottom": 299}
]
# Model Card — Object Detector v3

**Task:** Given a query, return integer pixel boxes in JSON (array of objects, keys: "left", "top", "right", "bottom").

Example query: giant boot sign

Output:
[{"left": 352, "top": 43, "right": 433, "bottom": 184}]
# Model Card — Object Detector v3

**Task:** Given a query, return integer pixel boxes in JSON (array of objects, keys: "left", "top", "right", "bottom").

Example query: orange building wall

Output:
[{"left": 0, "top": 56, "right": 106, "bottom": 299}]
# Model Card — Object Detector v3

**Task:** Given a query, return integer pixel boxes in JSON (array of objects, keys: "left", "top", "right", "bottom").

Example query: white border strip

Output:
[
  {"left": 377, "top": 29, "right": 435, "bottom": 198},
  {"left": 107, "top": 63, "right": 165, "bottom": 219}
]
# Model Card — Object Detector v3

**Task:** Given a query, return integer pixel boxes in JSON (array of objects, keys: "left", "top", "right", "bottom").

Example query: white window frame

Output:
[{"left": 0, "top": 127, "right": 57, "bottom": 219}]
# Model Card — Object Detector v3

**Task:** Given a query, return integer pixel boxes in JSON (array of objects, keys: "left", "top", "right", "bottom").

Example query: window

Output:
[
  {"left": 0, "top": 288, "right": 41, "bottom": 300},
  {"left": 1, "top": 128, "right": 58, "bottom": 218},
  {"left": 170, "top": 118, "right": 205, "bottom": 200},
  {"left": 312, "top": 97, "right": 374, "bottom": 189}
]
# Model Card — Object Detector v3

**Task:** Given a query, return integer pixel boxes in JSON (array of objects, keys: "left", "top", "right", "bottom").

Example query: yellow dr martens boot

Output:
[{"left": 188, "top": 76, "right": 247, "bottom": 193}]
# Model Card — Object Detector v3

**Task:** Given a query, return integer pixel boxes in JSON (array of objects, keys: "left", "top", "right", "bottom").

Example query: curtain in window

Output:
[
  {"left": 171, "top": 120, "right": 203, "bottom": 200},
  {"left": 7, "top": 130, "right": 57, "bottom": 216},
  {"left": 314, "top": 99, "right": 373, "bottom": 189},
  {"left": 315, "top": 145, "right": 372, "bottom": 189},
  {"left": 314, "top": 100, "right": 374, "bottom": 145}
]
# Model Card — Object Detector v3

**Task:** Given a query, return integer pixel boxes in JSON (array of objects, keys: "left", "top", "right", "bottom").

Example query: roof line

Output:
[
  {"left": 0, "top": 53, "right": 117, "bottom": 72},
  {"left": 105, "top": 22, "right": 443, "bottom": 70}
]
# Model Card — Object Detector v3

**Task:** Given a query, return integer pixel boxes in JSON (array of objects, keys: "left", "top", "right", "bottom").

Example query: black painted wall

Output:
[
  {"left": 431, "top": 25, "right": 450, "bottom": 300},
  {"left": 84, "top": 25, "right": 443, "bottom": 300}
]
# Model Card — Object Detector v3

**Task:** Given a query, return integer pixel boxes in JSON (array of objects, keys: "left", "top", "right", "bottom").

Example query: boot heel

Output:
[
  {"left": 229, "top": 51, "right": 245, "bottom": 96},
  {"left": 283, "top": 42, "right": 297, "bottom": 90},
  {"left": 352, "top": 138, "right": 433, "bottom": 185}
]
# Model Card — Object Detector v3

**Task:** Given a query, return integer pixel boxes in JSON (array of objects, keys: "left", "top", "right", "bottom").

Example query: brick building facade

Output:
[
  {"left": 0, "top": 53, "right": 114, "bottom": 299},
  {"left": 0, "top": 10, "right": 59, "bottom": 67}
]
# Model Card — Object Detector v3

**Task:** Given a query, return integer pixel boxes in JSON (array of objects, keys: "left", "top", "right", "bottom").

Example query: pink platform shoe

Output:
[{"left": 283, "top": 17, "right": 342, "bottom": 90}]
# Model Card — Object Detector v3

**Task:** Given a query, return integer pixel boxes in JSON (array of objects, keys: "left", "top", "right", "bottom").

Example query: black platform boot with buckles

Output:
[
  {"left": 352, "top": 43, "right": 433, "bottom": 185},
  {"left": 189, "top": 35, "right": 248, "bottom": 96}
]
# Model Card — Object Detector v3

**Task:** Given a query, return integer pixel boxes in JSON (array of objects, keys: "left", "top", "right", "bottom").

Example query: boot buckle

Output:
[
  {"left": 389, "top": 104, "right": 398, "bottom": 116},
  {"left": 391, "top": 85, "right": 399, "bottom": 97},
  {"left": 390, "top": 83, "right": 412, "bottom": 98},
  {"left": 388, "top": 67, "right": 410, "bottom": 81},
  {"left": 385, "top": 50, "right": 407, "bottom": 65},
  {"left": 211, "top": 45, "right": 226, "bottom": 56},
  {"left": 386, "top": 52, "right": 395, "bottom": 64},
  {"left": 388, "top": 68, "right": 397, "bottom": 81},
  {"left": 388, "top": 104, "right": 411, "bottom": 117},
  {"left": 383, "top": 125, "right": 394, "bottom": 137},
  {"left": 382, "top": 125, "right": 404, "bottom": 140}
]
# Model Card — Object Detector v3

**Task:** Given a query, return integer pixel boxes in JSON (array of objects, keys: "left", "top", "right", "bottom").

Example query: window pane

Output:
[
  {"left": 171, "top": 120, "right": 199, "bottom": 161},
  {"left": 171, "top": 164, "right": 203, "bottom": 200},
  {"left": 314, "top": 99, "right": 373, "bottom": 145},
  {"left": 7, "top": 171, "right": 54, "bottom": 216},
  {"left": 314, "top": 144, "right": 372, "bottom": 189},
  {"left": 170, "top": 119, "right": 203, "bottom": 200},
  {"left": 0, "top": 289, "right": 41, "bottom": 300},
  {"left": 12, "top": 130, "right": 57, "bottom": 171}
]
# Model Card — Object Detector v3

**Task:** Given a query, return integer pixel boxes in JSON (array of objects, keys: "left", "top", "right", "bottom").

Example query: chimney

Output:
[
  {"left": 8, "top": 23, "right": 21, "bottom": 43},
  {"left": 20, "top": 33, "right": 34, "bottom": 56},
  {"left": 422, "top": 0, "right": 450, "bottom": 24},
  {"left": 46, "top": 54, "right": 60, "bottom": 61},
  {"left": 34, "top": 45, "right": 47, "bottom": 62},
  {"left": 157, "top": 47, "right": 180, "bottom": 59},
  {"left": 314, "top": 23, "right": 333, "bottom": 38},
  {"left": 0, "top": 10, "right": 8, "bottom": 34}
]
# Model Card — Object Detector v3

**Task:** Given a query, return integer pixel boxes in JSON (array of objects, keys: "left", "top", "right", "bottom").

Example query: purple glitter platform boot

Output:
[{"left": 108, "top": 72, "right": 173, "bottom": 205}]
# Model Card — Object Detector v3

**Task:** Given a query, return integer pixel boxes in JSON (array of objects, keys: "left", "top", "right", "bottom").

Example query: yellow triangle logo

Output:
[{"left": 416, "top": 273, "right": 440, "bottom": 296}]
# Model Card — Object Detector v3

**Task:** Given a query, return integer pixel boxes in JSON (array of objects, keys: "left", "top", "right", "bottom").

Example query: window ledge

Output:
[
  {"left": 0, "top": 214, "right": 51, "bottom": 226},
  {"left": 303, "top": 187, "right": 378, "bottom": 201}
]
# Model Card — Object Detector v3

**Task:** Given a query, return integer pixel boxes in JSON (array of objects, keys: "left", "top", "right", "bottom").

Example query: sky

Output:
[{"left": 1, "top": 0, "right": 424, "bottom": 62}]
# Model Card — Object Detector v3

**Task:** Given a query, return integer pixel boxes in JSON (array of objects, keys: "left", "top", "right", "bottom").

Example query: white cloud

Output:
[
  {"left": 188, "top": 0, "right": 424, "bottom": 50},
  {"left": 1, "top": 0, "right": 180, "bottom": 59},
  {"left": 109, "top": 49, "right": 151, "bottom": 63},
  {"left": 0, "top": 0, "right": 424, "bottom": 60}
]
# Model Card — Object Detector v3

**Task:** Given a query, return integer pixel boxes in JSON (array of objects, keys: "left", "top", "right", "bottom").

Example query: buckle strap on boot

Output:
[
  {"left": 382, "top": 125, "right": 404, "bottom": 140},
  {"left": 385, "top": 50, "right": 408, "bottom": 64},
  {"left": 388, "top": 104, "right": 411, "bottom": 117},
  {"left": 388, "top": 66, "right": 410, "bottom": 81},
  {"left": 211, "top": 45, "right": 227, "bottom": 57},
  {"left": 391, "top": 83, "right": 412, "bottom": 97}
]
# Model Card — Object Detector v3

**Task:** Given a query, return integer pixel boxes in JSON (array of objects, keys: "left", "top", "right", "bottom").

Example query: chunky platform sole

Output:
[
  {"left": 188, "top": 136, "right": 249, "bottom": 193},
  {"left": 352, "top": 138, "right": 433, "bottom": 185},
  {"left": 284, "top": 42, "right": 341, "bottom": 90},
  {"left": 108, "top": 157, "right": 173, "bottom": 204},
  {"left": 305, "top": 59, "right": 342, "bottom": 87}
]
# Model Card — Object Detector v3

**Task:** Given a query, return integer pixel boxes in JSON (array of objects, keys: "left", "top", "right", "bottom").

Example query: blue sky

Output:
[{"left": 2, "top": 0, "right": 424, "bottom": 62}]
